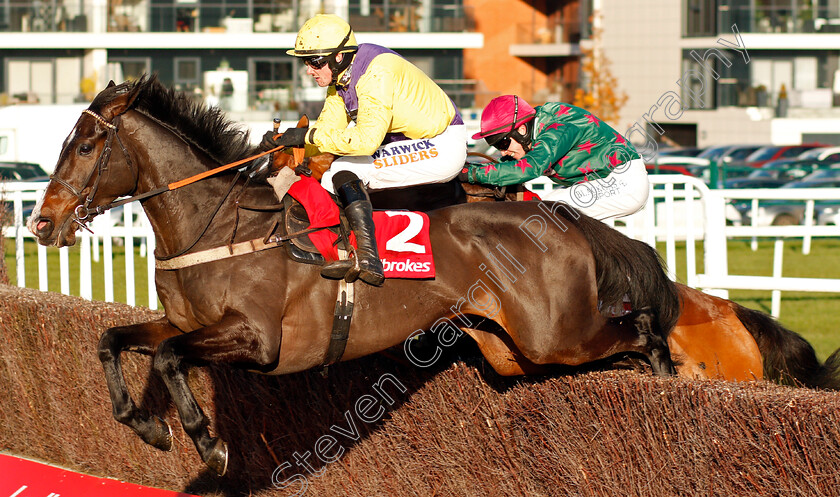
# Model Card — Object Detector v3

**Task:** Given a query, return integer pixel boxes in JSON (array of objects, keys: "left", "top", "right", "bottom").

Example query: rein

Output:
[
  {"left": 51, "top": 108, "right": 287, "bottom": 260},
  {"left": 465, "top": 152, "right": 507, "bottom": 199}
]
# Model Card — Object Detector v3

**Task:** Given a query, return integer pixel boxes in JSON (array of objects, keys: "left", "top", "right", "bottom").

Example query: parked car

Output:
[
  {"left": 696, "top": 144, "right": 735, "bottom": 164},
  {"left": 724, "top": 177, "right": 789, "bottom": 189},
  {"left": 654, "top": 146, "right": 706, "bottom": 160},
  {"left": 745, "top": 158, "right": 838, "bottom": 182},
  {"left": 817, "top": 204, "right": 840, "bottom": 226},
  {"left": 799, "top": 166, "right": 840, "bottom": 182},
  {"left": 735, "top": 178, "right": 840, "bottom": 226},
  {"left": 0, "top": 161, "right": 48, "bottom": 181},
  {"left": 796, "top": 146, "right": 840, "bottom": 162},
  {"left": 743, "top": 144, "right": 826, "bottom": 168},
  {"left": 692, "top": 145, "right": 765, "bottom": 186},
  {"left": 645, "top": 164, "right": 698, "bottom": 177},
  {"left": 717, "top": 145, "right": 766, "bottom": 168},
  {"left": 653, "top": 154, "right": 711, "bottom": 168},
  {"left": 1, "top": 163, "right": 48, "bottom": 224}
]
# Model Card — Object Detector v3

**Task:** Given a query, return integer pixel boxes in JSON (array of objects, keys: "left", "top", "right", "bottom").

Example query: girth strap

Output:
[
  {"left": 155, "top": 236, "right": 282, "bottom": 270},
  {"left": 324, "top": 275, "right": 355, "bottom": 367}
]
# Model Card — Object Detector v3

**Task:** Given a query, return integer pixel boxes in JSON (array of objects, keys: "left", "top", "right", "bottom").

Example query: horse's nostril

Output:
[{"left": 36, "top": 218, "right": 52, "bottom": 234}]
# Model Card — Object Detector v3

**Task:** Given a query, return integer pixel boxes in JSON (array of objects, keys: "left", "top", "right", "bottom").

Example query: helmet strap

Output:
[
  {"left": 328, "top": 31, "right": 355, "bottom": 84},
  {"left": 512, "top": 120, "right": 533, "bottom": 152},
  {"left": 508, "top": 96, "right": 531, "bottom": 151}
]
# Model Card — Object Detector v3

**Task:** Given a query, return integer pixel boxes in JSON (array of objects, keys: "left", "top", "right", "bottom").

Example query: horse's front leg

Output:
[
  {"left": 152, "top": 311, "right": 279, "bottom": 476},
  {"left": 98, "top": 318, "right": 182, "bottom": 451}
]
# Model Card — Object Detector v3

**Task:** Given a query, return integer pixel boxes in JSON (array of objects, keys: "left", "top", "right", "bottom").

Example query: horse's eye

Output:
[{"left": 78, "top": 143, "right": 94, "bottom": 155}]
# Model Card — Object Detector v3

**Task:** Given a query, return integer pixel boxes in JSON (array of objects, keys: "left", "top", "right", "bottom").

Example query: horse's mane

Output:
[{"left": 90, "top": 74, "right": 257, "bottom": 167}]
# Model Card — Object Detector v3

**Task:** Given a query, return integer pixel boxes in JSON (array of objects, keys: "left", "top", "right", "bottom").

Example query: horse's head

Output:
[{"left": 30, "top": 80, "right": 143, "bottom": 247}]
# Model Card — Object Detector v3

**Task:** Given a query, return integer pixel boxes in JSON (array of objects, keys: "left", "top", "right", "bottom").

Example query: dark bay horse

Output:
[
  {"left": 275, "top": 135, "right": 840, "bottom": 388},
  {"left": 30, "top": 76, "right": 683, "bottom": 475}
]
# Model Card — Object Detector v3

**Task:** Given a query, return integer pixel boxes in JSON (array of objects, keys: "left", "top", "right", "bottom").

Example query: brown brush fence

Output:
[
  {"left": 1, "top": 283, "right": 840, "bottom": 496},
  {"left": 0, "top": 200, "right": 8, "bottom": 285}
]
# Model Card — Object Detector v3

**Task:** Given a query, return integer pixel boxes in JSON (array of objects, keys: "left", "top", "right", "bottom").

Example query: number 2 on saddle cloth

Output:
[{"left": 287, "top": 175, "right": 436, "bottom": 279}]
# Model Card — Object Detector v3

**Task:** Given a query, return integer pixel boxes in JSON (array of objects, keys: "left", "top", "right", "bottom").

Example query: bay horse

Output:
[
  {"left": 29, "top": 76, "right": 840, "bottom": 476},
  {"left": 275, "top": 128, "right": 840, "bottom": 388},
  {"left": 30, "top": 76, "right": 683, "bottom": 475}
]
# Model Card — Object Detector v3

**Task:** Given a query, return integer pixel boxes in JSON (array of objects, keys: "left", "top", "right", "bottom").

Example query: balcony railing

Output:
[
  {"left": 514, "top": 20, "right": 581, "bottom": 45},
  {"left": 0, "top": 1, "right": 474, "bottom": 33},
  {"left": 686, "top": 4, "right": 840, "bottom": 36}
]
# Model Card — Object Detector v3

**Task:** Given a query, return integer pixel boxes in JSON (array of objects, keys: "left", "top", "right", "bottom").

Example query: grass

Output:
[
  {"left": 4, "top": 237, "right": 840, "bottom": 360},
  {"left": 3, "top": 239, "right": 156, "bottom": 308},
  {"left": 661, "top": 237, "right": 840, "bottom": 361}
]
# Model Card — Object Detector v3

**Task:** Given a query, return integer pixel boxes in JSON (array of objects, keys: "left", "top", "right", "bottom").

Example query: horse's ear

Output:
[
  {"left": 102, "top": 80, "right": 144, "bottom": 120},
  {"left": 297, "top": 115, "right": 309, "bottom": 128},
  {"left": 123, "top": 81, "right": 144, "bottom": 109},
  {"left": 107, "top": 80, "right": 116, "bottom": 88}
]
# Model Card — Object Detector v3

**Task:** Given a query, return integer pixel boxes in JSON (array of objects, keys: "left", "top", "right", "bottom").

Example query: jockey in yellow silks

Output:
[{"left": 262, "top": 14, "right": 467, "bottom": 287}]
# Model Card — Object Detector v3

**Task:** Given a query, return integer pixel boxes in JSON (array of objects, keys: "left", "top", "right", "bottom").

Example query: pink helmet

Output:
[{"left": 471, "top": 95, "right": 536, "bottom": 141}]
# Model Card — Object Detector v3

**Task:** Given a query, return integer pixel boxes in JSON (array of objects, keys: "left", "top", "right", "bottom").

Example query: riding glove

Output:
[
  {"left": 260, "top": 127, "right": 309, "bottom": 150},
  {"left": 457, "top": 167, "right": 472, "bottom": 183}
]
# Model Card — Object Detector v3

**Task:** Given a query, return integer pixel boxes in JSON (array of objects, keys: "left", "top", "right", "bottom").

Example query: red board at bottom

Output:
[{"left": 0, "top": 453, "right": 197, "bottom": 497}]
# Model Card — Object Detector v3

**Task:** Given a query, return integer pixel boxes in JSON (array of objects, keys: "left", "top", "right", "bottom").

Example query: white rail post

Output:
[
  {"left": 124, "top": 202, "right": 136, "bottom": 306},
  {"left": 102, "top": 209, "right": 114, "bottom": 302},
  {"left": 643, "top": 185, "right": 656, "bottom": 248},
  {"left": 59, "top": 246, "right": 70, "bottom": 295},
  {"left": 803, "top": 200, "right": 814, "bottom": 255},
  {"left": 703, "top": 190, "right": 729, "bottom": 299},
  {"left": 79, "top": 231, "right": 93, "bottom": 300},
  {"left": 663, "top": 183, "right": 676, "bottom": 281},
  {"left": 146, "top": 226, "right": 157, "bottom": 310},
  {"left": 92, "top": 232, "right": 100, "bottom": 262},
  {"left": 685, "top": 182, "right": 698, "bottom": 288},
  {"left": 13, "top": 191, "right": 25, "bottom": 287},
  {"left": 38, "top": 244, "right": 48, "bottom": 291},
  {"left": 771, "top": 238, "right": 784, "bottom": 318},
  {"left": 750, "top": 198, "right": 759, "bottom": 251}
]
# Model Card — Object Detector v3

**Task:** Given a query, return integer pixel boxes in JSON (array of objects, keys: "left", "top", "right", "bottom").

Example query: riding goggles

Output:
[
  {"left": 302, "top": 55, "right": 330, "bottom": 69},
  {"left": 488, "top": 133, "right": 514, "bottom": 151}
]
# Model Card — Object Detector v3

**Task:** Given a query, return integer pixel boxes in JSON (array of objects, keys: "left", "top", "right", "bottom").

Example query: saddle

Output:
[
  {"left": 277, "top": 179, "right": 536, "bottom": 267},
  {"left": 269, "top": 177, "right": 536, "bottom": 369},
  {"left": 281, "top": 193, "right": 332, "bottom": 265}
]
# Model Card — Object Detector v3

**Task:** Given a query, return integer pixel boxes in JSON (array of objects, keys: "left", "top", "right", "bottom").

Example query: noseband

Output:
[{"left": 49, "top": 109, "right": 136, "bottom": 232}]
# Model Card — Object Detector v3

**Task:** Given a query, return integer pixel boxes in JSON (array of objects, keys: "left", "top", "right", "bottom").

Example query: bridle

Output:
[
  {"left": 49, "top": 109, "right": 136, "bottom": 233},
  {"left": 48, "top": 107, "right": 285, "bottom": 258}
]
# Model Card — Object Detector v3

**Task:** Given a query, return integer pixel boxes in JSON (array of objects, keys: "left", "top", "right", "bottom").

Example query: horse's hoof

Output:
[
  {"left": 140, "top": 416, "right": 173, "bottom": 452},
  {"left": 204, "top": 438, "right": 229, "bottom": 476}
]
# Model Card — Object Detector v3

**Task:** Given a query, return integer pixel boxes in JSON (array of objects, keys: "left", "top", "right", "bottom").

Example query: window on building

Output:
[
  {"left": 253, "top": 0, "right": 294, "bottom": 32},
  {"left": 681, "top": 56, "right": 716, "bottom": 109},
  {"left": 684, "top": 0, "right": 717, "bottom": 36},
  {"left": 110, "top": 57, "right": 150, "bottom": 81},
  {"left": 175, "top": 57, "right": 200, "bottom": 91},
  {"left": 250, "top": 58, "right": 294, "bottom": 113}
]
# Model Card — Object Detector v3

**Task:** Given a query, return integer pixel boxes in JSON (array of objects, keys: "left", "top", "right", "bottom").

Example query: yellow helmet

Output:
[{"left": 286, "top": 14, "right": 358, "bottom": 57}]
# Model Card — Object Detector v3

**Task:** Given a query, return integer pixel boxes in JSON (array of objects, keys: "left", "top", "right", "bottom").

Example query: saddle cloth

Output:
[{"left": 286, "top": 176, "right": 435, "bottom": 279}]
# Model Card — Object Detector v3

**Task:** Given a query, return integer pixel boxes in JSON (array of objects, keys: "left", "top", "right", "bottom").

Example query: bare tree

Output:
[{"left": 572, "top": 11, "right": 627, "bottom": 126}]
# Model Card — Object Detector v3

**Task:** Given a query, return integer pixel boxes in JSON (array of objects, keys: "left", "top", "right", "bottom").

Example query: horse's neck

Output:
[{"left": 125, "top": 114, "right": 275, "bottom": 256}]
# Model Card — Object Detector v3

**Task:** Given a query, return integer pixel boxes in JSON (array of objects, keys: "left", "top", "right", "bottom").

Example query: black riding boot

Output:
[{"left": 320, "top": 177, "right": 385, "bottom": 286}]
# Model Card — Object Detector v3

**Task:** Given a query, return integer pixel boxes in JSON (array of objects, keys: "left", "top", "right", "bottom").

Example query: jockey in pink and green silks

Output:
[{"left": 462, "top": 95, "right": 650, "bottom": 220}]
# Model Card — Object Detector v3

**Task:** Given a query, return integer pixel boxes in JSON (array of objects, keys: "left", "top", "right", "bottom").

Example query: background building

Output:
[
  {"left": 602, "top": 0, "right": 840, "bottom": 148},
  {"left": 4, "top": 1, "right": 840, "bottom": 147},
  {"left": 0, "top": 0, "right": 481, "bottom": 123},
  {"left": 463, "top": 0, "right": 580, "bottom": 107}
]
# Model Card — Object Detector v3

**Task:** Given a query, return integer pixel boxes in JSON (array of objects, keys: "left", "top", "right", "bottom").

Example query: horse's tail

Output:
[
  {"left": 733, "top": 303, "right": 840, "bottom": 390},
  {"left": 563, "top": 206, "right": 681, "bottom": 338}
]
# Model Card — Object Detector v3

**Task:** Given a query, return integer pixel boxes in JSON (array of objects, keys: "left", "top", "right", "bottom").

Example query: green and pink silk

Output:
[{"left": 467, "top": 102, "right": 640, "bottom": 187}]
